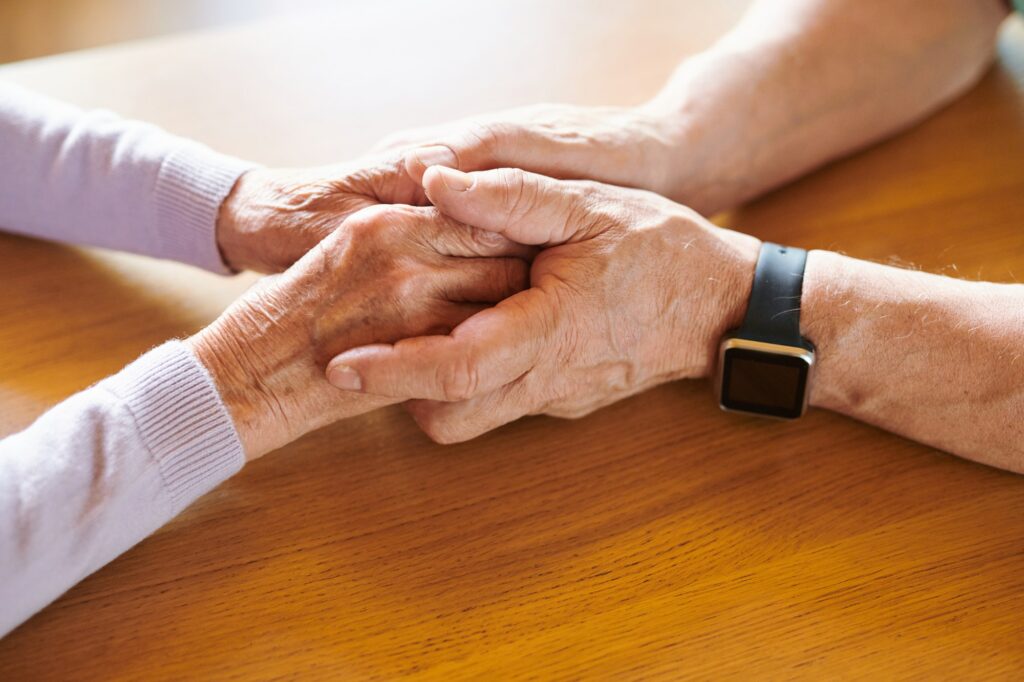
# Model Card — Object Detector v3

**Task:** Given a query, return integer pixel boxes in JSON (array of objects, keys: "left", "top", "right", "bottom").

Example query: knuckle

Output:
[
  {"left": 564, "top": 183, "right": 622, "bottom": 237},
  {"left": 427, "top": 422, "right": 464, "bottom": 445},
  {"left": 437, "top": 356, "right": 480, "bottom": 402},
  {"left": 393, "top": 267, "right": 429, "bottom": 302},
  {"left": 345, "top": 204, "right": 393, "bottom": 240},
  {"left": 497, "top": 168, "right": 538, "bottom": 226},
  {"left": 548, "top": 405, "right": 593, "bottom": 420},
  {"left": 466, "top": 120, "right": 510, "bottom": 154},
  {"left": 413, "top": 409, "right": 466, "bottom": 444},
  {"left": 542, "top": 392, "right": 597, "bottom": 420},
  {"left": 343, "top": 219, "right": 377, "bottom": 250}
]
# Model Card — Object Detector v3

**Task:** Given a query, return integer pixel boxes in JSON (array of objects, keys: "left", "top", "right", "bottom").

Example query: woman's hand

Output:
[
  {"left": 189, "top": 204, "right": 531, "bottom": 458},
  {"left": 324, "top": 167, "right": 760, "bottom": 443},
  {"left": 214, "top": 154, "right": 427, "bottom": 273}
]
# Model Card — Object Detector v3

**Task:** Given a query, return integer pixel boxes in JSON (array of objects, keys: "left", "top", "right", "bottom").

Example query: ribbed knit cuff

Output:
[
  {"left": 101, "top": 341, "right": 246, "bottom": 514},
  {"left": 153, "top": 142, "right": 258, "bottom": 274}
]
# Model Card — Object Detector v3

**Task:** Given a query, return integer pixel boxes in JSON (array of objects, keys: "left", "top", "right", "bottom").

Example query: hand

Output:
[
  {"left": 188, "top": 203, "right": 531, "bottom": 458},
  {"left": 215, "top": 154, "right": 426, "bottom": 273},
  {"left": 324, "top": 166, "right": 760, "bottom": 443},
  {"left": 374, "top": 103, "right": 706, "bottom": 210}
]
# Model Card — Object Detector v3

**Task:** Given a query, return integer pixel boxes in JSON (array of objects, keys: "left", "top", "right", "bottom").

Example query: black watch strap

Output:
[{"left": 737, "top": 242, "right": 810, "bottom": 348}]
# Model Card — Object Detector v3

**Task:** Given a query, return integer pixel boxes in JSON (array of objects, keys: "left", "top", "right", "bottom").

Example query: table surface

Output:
[{"left": 2, "top": 1, "right": 1024, "bottom": 679}]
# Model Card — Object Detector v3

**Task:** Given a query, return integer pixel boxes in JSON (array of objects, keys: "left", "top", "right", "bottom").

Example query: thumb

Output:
[
  {"left": 422, "top": 166, "right": 598, "bottom": 246},
  {"left": 403, "top": 121, "right": 545, "bottom": 184}
]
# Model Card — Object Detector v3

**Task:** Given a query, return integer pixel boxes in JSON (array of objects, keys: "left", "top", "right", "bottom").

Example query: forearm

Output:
[
  {"left": 0, "top": 343, "right": 244, "bottom": 637},
  {"left": 0, "top": 82, "right": 254, "bottom": 271},
  {"left": 802, "top": 251, "right": 1024, "bottom": 472},
  {"left": 648, "top": 0, "right": 1008, "bottom": 213}
]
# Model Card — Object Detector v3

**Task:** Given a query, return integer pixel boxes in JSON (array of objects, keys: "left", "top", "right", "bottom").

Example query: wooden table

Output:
[{"left": 2, "top": 1, "right": 1023, "bottom": 678}]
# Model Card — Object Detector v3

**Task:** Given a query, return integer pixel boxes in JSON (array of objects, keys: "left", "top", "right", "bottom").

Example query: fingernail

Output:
[
  {"left": 412, "top": 145, "right": 458, "bottom": 170},
  {"left": 434, "top": 165, "right": 474, "bottom": 191},
  {"left": 328, "top": 365, "right": 362, "bottom": 391}
]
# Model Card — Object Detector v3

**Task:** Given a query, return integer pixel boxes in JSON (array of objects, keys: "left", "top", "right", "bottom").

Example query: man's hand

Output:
[
  {"left": 189, "top": 203, "right": 531, "bottom": 458},
  {"left": 375, "top": 103, "right": 700, "bottom": 209},
  {"left": 324, "top": 167, "right": 760, "bottom": 443},
  {"left": 371, "top": 0, "right": 1005, "bottom": 221},
  {"left": 215, "top": 154, "right": 426, "bottom": 273}
]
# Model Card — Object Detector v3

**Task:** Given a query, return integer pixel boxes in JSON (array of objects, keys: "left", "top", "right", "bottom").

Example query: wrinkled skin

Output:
[
  {"left": 190, "top": 204, "right": 531, "bottom": 457},
  {"left": 374, "top": 103, "right": 691, "bottom": 207},
  {"left": 215, "top": 154, "right": 428, "bottom": 273},
  {"left": 326, "top": 166, "right": 760, "bottom": 443}
]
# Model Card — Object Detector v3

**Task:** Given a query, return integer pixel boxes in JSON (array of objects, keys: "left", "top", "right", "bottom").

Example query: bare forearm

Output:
[
  {"left": 803, "top": 251, "right": 1024, "bottom": 472},
  {"left": 650, "top": 0, "right": 1008, "bottom": 213}
]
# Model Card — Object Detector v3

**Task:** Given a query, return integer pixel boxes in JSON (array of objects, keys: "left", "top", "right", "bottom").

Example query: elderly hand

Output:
[
  {"left": 214, "top": 154, "right": 426, "bottom": 273},
  {"left": 375, "top": 103, "right": 712, "bottom": 211},
  {"left": 216, "top": 99, "right": 707, "bottom": 275},
  {"left": 188, "top": 204, "right": 531, "bottom": 458},
  {"left": 324, "top": 167, "right": 760, "bottom": 443}
]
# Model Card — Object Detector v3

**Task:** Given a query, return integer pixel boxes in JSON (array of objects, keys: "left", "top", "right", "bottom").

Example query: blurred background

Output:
[{"left": 0, "top": 0, "right": 336, "bottom": 64}]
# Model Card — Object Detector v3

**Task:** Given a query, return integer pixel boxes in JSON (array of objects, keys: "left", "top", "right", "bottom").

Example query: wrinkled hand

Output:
[
  {"left": 375, "top": 103, "right": 701, "bottom": 209},
  {"left": 325, "top": 166, "right": 760, "bottom": 443},
  {"left": 215, "top": 154, "right": 425, "bottom": 273},
  {"left": 189, "top": 204, "right": 531, "bottom": 458},
  {"left": 214, "top": 102, "right": 692, "bottom": 274}
]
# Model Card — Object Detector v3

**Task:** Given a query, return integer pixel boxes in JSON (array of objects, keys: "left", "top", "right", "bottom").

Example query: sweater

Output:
[{"left": 0, "top": 81, "right": 253, "bottom": 637}]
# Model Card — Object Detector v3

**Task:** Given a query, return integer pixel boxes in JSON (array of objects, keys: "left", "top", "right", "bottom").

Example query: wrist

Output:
[
  {"left": 662, "top": 213, "right": 760, "bottom": 378},
  {"left": 702, "top": 227, "right": 761, "bottom": 373},
  {"left": 636, "top": 102, "right": 737, "bottom": 215},
  {"left": 641, "top": 50, "right": 769, "bottom": 215},
  {"left": 184, "top": 285, "right": 310, "bottom": 461},
  {"left": 185, "top": 324, "right": 268, "bottom": 461},
  {"left": 799, "top": 249, "right": 878, "bottom": 412},
  {"left": 609, "top": 104, "right": 693, "bottom": 205},
  {"left": 215, "top": 169, "right": 264, "bottom": 272},
  {"left": 215, "top": 167, "right": 351, "bottom": 273}
]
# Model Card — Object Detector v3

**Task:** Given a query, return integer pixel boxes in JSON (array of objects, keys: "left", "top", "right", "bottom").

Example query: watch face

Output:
[{"left": 719, "top": 345, "right": 812, "bottom": 419}]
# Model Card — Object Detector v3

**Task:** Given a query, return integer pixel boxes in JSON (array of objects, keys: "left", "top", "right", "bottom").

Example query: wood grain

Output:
[{"left": 1, "top": 2, "right": 1023, "bottom": 679}]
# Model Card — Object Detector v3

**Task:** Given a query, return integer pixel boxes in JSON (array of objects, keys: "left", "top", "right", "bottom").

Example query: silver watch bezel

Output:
[{"left": 716, "top": 336, "right": 815, "bottom": 420}]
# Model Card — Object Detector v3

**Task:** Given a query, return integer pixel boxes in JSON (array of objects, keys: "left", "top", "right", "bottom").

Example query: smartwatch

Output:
[{"left": 716, "top": 242, "right": 815, "bottom": 420}]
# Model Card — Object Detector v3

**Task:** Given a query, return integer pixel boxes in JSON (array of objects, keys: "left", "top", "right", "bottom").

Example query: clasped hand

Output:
[
  {"left": 195, "top": 106, "right": 760, "bottom": 457},
  {"left": 325, "top": 164, "right": 758, "bottom": 443},
  {"left": 190, "top": 169, "right": 531, "bottom": 457}
]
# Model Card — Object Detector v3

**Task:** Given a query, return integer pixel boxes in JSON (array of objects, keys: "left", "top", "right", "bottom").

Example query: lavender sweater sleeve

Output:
[
  {"left": 0, "top": 84, "right": 255, "bottom": 636},
  {"left": 0, "top": 343, "right": 246, "bottom": 637},
  {"left": 0, "top": 81, "right": 255, "bottom": 271}
]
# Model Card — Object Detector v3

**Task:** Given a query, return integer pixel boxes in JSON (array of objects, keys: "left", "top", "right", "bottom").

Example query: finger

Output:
[
  {"left": 326, "top": 288, "right": 552, "bottom": 401},
  {"left": 422, "top": 167, "right": 601, "bottom": 246},
  {"left": 414, "top": 208, "right": 535, "bottom": 260},
  {"left": 407, "top": 363, "right": 648, "bottom": 443},
  {"left": 425, "top": 302, "right": 489, "bottom": 336},
  {"left": 343, "top": 204, "right": 534, "bottom": 260},
  {"left": 317, "top": 299, "right": 492, "bottom": 360},
  {"left": 403, "top": 121, "right": 557, "bottom": 184},
  {"left": 410, "top": 362, "right": 653, "bottom": 441},
  {"left": 430, "top": 257, "right": 529, "bottom": 303},
  {"left": 405, "top": 379, "right": 531, "bottom": 444}
]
